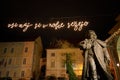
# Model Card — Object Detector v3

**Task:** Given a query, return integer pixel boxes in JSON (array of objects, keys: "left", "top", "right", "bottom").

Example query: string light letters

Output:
[{"left": 8, "top": 21, "right": 89, "bottom": 32}]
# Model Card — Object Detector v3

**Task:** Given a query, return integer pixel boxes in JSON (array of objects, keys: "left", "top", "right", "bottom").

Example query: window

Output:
[
  {"left": 0, "top": 58, "right": 4, "bottom": 66},
  {"left": 11, "top": 48, "right": 14, "bottom": 53},
  {"left": 51, "top": 60, "right": 55, "bottom": 68},
  {"left": 42, "top": 59, "right": 46, "bottom": 62},
  {"left": 24, "top": 47, "right": 28, "bottom": 53},
  {"left": 0, "top": 71, "right": 1, "bottom": 77},
  {"left": 61, "top": 60, "right": 65, "bottom": 68},
  {"left": 23, "top": 58, "right": 26, "bottom": 64},
  {"left": 8, "top": 58, "right": 12, "bottom": 65},
  {"left": 4, "top": 48, "right": 7, "bottom": 53},
  {"left": 14, "top": 72, "right": 16, "bottom": 77},
  {"left": 51, "top": 53, "right": 55, "bottom": 57},
  {"left": 6, "top": 71, "right": 9, "bottom": 77},
  {"left": 21, "top": 71, "right": 25, "bottom": 77}
]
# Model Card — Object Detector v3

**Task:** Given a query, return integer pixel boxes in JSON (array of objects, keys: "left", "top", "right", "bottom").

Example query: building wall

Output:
[
  {"left": 0, "top": 40, "right": 42, "bottom": 80},
  {"left": 46, "top": 48, "right": 83, "bottom": 78},
  {"left": 0, "top": 42, "right": 34, "bottom": 80},
  {"left": 32, "top": 37, "right": 43, "bottom": 80},
  {"left": 106, "top": 14, "right": 120, "bottom": 80}
]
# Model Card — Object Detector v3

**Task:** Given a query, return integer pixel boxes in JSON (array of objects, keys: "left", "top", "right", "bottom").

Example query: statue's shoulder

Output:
[
  {"left": 96, "top": 39, "right": 106, "bottom": 47},
  {"left": 96, "top": 39, "right": 106, "bottom": 43}
]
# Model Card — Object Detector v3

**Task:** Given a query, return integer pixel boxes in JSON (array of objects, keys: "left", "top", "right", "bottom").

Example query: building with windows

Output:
[
  {"left": 0, "top": 37, "right": 43, "bottom": 80},
  {"left": 46, "top": 48, "right": 83, "bottom": 79}
]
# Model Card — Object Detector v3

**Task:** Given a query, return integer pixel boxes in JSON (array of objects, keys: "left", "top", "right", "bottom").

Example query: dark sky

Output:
[{"left": 0, "top": 0, "right": 120, "bottom": 48}]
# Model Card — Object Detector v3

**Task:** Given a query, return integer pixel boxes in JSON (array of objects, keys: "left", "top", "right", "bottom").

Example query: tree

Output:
[{"left": 66, "top": 53, "right": 78, "bottom": 80}]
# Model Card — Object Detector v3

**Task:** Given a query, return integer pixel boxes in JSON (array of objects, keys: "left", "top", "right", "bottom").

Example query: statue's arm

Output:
[{"left": 79, "top": 39, "right": 87, "bottom": 49}]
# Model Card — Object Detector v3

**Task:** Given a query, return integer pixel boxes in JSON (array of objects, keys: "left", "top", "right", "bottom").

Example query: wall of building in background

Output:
[
  {"left": 106, "top": 14, "right": 120, "bottom": 80},
  {"left": 46, "top": 48, "right": 83, "bottom": 79},
  {"left": 0, "top": 37, "right": 43, "bottom": 80}
]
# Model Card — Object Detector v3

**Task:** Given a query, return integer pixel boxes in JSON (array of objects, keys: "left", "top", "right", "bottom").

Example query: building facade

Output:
[
  {"left": 46, "top": 48, "right": 83, "bottom": 79},
  {"left": 106, "top": 14, "right": 120, "bottom": 80},
  {"left": 0, "top": 37, "right": 43, "bottom": 80}
]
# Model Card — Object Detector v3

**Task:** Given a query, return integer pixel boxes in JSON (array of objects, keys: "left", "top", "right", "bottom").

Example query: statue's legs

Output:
[{"left": 88, "top": 56, "right": 98, "bottom": 80}]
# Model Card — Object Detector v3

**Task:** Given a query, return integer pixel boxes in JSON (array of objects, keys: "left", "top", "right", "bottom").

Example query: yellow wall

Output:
[
  {"left": 46, "top": 48, "right": 83, "bottom": 78},
  {"left": 0, "top": 42, "right": 34, "bottom": 80}
]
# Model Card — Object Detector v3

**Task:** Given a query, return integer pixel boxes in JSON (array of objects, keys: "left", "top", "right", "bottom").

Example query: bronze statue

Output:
[{"left": 79, "top": 30, "right": 113, "bottom": 80}]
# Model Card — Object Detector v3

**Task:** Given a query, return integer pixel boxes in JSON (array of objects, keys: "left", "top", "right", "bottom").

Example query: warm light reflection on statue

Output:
[{"left": 79, "top": 30, "right": 113, "bottom": 80}]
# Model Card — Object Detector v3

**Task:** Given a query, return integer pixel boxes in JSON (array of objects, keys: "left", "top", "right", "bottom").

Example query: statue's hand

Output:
[
  {"left": 79, "top": 40, "right": 86, "bottom": 49},
  {"left": 79, "top": 39, "right": 92, "bottom": 49}
]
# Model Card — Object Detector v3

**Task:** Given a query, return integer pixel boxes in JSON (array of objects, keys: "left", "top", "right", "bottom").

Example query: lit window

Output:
[
  {"left": 11, "top": 48, "right": 14, "bottom": 53},
  {"left": 21, "top": 71, "right": 25, "bottom": 77},
  {"left": 51, "top": 53, "right": 55, "bottom": 57},
  {"left": 8, "top": 58, "right": 12, "bottom": 65},
  {"left": 4, "top": 48, "right": 7, "bottom": 53},
  {"left": 6, "top": 71, "right": 9, "bottom": 77},
  {"left": 25, "top": 47, "right": 28, "bottom": 53},
  {"left": 23, "top": 58, "right": 26, "bottom": 64}
]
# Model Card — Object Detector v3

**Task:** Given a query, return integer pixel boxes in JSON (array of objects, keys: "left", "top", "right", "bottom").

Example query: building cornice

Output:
[{"left": 105, "top": 28, "right": 120, "bottom": 43}]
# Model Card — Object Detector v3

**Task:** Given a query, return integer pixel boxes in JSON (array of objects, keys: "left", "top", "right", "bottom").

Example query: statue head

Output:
[{"left": 88, "top": 30, "right": 97, "bottom": 39}]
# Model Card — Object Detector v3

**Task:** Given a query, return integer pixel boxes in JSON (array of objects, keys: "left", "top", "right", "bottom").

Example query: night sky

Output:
[{"left": 0, "top": 0, "right": 120, "bottom": 48}]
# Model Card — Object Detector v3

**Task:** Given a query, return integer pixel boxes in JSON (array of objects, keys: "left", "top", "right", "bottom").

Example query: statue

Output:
[{"left": 79, "top": 30, "right": 113, "bottom": 80}]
